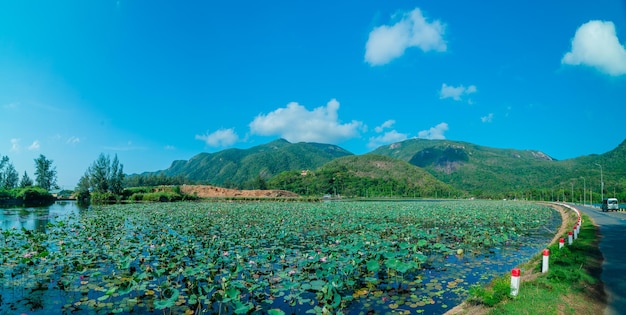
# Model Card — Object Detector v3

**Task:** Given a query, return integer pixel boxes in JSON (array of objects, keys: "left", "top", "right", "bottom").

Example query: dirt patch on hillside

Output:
[{"left": 180, "top": 185, "right": 299, "bottom": 198}]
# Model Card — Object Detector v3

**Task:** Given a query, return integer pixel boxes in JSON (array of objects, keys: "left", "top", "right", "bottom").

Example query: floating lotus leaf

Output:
[
  {"left": 268, "top": 309, "right": 286, "bottom": 315},
  {"left": 366, "top": 259, "right": 380, "bottom": 273},
  {"left": 1, "top": 200, "right": 560, "bottom": 315}
]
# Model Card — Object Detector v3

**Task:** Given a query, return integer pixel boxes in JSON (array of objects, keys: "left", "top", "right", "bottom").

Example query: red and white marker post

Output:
[
  {"left": 559, "top": 238, "right": 565, "bottom": 249},
  {"left": 510, "top": 268, "right": 521, "bottom": 296},
  {"left": 574, "top": 225, "right": 578, "bottom": 240},
  {"left": 541, "top": 249, "right": 550, "bottom": 273},
  {"left": 568, "top": 231, "right": 573, "bottom": 245}
]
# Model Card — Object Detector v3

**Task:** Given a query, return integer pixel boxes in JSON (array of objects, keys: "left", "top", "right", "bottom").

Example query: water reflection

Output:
[{"left": 0, "top": 201, "right": 84, "bottom": 232}]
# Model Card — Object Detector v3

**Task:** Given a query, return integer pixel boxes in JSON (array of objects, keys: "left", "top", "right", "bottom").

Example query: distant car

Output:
[{"left": 601, "top": 198, "right": 619, "bottom": 212}]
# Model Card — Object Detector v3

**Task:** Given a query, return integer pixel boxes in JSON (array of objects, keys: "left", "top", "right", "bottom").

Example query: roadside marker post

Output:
[
  {"left": 510, "top": 268, "right": 521, "bottom": 296},
  {"left": 541, "top": 249, "right": 550, "bottom": 273},
  {"left": 574, "top": 226, "right": 578, "bottom": 240},
  {"left": 568, "top": 231, "right": 573, "bottom": 245},
  {"left": 559, "top": 238, "right": 564, "bottom": 249}
]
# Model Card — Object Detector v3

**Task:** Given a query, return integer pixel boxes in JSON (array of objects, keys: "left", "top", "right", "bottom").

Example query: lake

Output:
[
  {"left": 1, "top": 200, "right": 560, "bottom": 315},
  {"left": 1, "top": 201, "right": 84, "bottom": 232}
]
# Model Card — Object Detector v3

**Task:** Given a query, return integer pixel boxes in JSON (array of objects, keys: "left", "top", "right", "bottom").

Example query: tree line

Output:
[
  {"left": 75, "top": 153, "right": 125, "bottom": 204},
  {"left": 0, "top": 154, "right": 58, "bottom": 205},
  {"left": 0, "top": 154, "right": 57, "bottom": 190},
  {"left": 76, "top": 154, "right": 199, "bottom": 204}
]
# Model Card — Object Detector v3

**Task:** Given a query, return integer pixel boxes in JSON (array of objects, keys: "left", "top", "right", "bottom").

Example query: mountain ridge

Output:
[{"left": 129, "top": 137, "right": 625, "bottom": 200}]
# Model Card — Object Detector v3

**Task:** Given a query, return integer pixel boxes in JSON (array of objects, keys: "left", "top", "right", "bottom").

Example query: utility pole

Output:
[
  {"left": 595, "top": 163, "right": 604, "bottom": 202},
  {"left": 581, "top": 177, "right": 586, "bottom": 205}
]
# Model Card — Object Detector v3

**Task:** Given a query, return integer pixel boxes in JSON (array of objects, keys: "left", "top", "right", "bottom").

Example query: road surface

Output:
[{"left": 575, "top": 205, "right": 626, "bottom": 315}]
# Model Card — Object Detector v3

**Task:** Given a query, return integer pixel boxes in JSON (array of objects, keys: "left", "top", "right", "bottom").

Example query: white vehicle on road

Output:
[{"left": 601, "top": 198, "right": 619, "bottom": 212}]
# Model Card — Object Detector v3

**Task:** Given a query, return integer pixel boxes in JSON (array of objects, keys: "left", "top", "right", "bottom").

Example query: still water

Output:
[
  {"left": 0, "top": 201, "right": 561, "bottom": 315},
  {"left": 0, "top": 201, "right": 83, "bottom": 232}
]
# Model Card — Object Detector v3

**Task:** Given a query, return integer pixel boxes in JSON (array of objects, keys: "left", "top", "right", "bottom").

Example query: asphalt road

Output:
[{"left": 575, "top": 205, "right": 626, "bottom": 315}]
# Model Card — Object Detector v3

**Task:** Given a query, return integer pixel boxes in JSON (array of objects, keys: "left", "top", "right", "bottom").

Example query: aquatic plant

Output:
[{"left": 0, "top": 200, "right": 558, "bottom": 314}]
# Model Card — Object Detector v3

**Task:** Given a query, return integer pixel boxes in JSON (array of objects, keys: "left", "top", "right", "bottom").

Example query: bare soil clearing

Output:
[{"left": 180, "top": 184, "right": 299, "bottom": 198}]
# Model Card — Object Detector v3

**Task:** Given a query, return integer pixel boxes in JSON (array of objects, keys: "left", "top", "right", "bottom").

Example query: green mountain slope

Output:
[
  {"left": 153, "top": 139, "right": 354, "bottom": 186},
  {"left": 267, "top": 154, "right": 459, "bottom": 198},
  {"left": 370, "top": 138, "right": 626, "bottom": 201},
  {"left": 130, "top": 137, "right": 625, "bottom": 201}
]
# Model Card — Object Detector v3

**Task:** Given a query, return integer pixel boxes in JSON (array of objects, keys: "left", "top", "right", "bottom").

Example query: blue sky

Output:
[{"left": 1, "top": 0, "right": 625, "bottom": 189}]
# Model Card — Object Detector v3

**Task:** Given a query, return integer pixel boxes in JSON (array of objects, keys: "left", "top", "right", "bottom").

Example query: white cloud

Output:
[
  {"left": 374, "top": 119, "right": 396, "bottom": 133},
  {"left": 439, "top": 83, "right": 477, "bottom": 101},
  {"left": 28, "top": 140, "right": 40, "bottom": 151},
  {"left": 195, "top": 128, "right": 240, "bottom": 147},
  {"left": 249, "top": 99, "right": 364, "bottom": 144},
  {"left": 417, "top": 122, "right": 448, "bottom": 140},
  {"left": 368, "top": 130, "right": 408, "bottom": 149},
  {"left": 368, "top": 120, "right": 408, "bottom": 148},
  {"left": 365, "top": 7, "right": 447, "bottom": 66},
  {"left": 481, "top": 113, "right": 494, "bottom": 123},
  {"left": 164, "top": 145, "right": 176, "bottom": 150},
  {"left": 10, "top": 138, "right": 20, "bottom": 152},
  {"left": 66, "top": 136, "right": 80, "bottom": 144},
  {"left": 562, "top": 20, "right": 626, "bottom": 76}
]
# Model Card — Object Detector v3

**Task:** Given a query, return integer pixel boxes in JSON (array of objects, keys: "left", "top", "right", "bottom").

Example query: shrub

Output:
[
  {"left": 16, "top": 187, "right": 55, "bottom": 206},
  {"left": 91, "top": 192, "right": 118, "bottom": 204},
  {"left": 467, "top": 276, "right": 511, "bottom": 306},
  {"left": 130, "top": 193, "right": 145, "bottom": 201},
  {"left": 0, "top": 189, "right": 11, "bottom": 201},
  {"left": 181, "top": 192, "right": 198, "bottom": 201},
  {"left": 123, "top": 187, "right": 152, "bottom": 198},
  {"left": 76, "top": 190, "right": 91, "bottom": 206},
  {"left": 0, "top": 187, "right": 55, "bottom": 206},
  {"left": 142, "top": 192, "right": 182, "bottom": 202}
]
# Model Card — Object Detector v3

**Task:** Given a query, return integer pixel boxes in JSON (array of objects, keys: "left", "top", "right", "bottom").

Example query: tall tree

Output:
[
  {"left": 0, "top": 155, "right": 9, "bottom": 188},
  {"left": 20, "top": 171, "right": 33, "bottom": 188},
  {"left": 82, "top": 153, "right": 125, "bottom": 195},
  {"left": 90, "top": 154, "right": 110, "bottom": 193},
  {"left": 75, "top": 170, "right": 92, "bottom": 203},
  {"left": 109, "top": 154, "right": 124, "bottom": 195},
  {"left": 34, "top": 154, "right": 57, "bottom": 190},
  {"left": 2, "top": 163, "right": 19, "bottom": 189}
]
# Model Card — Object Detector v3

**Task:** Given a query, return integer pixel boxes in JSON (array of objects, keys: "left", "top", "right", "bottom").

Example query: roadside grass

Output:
[{"left": 464, "top": 211, "right": 606, "bottom": 314}]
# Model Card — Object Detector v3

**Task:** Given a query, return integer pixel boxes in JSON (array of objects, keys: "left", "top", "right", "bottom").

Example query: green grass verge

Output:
[{"left": 466, "top": 211, "right": 605, "bottom": 314}]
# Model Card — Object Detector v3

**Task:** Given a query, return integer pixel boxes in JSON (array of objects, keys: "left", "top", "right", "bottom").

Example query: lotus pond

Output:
[{"left": 1, "top": 200, "right": 560, "bottom": 315}]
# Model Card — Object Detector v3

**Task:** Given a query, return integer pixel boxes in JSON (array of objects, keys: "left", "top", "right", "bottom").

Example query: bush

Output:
[
  {"left": 118, "top": 186, "right": 197, "bottom": 203},
  {"left": 142, "top": 192, "right": 182, "bottom": 202},
  {"left": 76, "top": 190, "right": 91, "bottom": 206},
  {"left": 0, "top": 189, "right": 11, "bottom": 201},
  {"left": 91, "top": 192, "right": 118, "bottom": 204},
  {"left": 129, "top": 193, "right": 145, "bottom": 201},
  {"left": 7, "top": 187, "right": 55, "bottom": 206},
  {"left": 123, "top": 187, "right": 152, "bottom": 198},
  {"left": 467, "top": 276, "right": 511, "bottom": 307}
]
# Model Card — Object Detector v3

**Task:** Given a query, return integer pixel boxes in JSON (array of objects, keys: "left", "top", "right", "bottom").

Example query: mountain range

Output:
[{"left": 132, "top": 138, "right": 626, "bottom": 200}]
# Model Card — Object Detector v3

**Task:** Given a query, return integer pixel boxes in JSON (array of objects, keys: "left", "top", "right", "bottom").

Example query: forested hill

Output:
[
  {"left": 143, "top": 139, "right": 353, "bottom": 187},
  {"left": 371, "top": 138, "right": 626, "bottom": 200},
  {"left": 267, "top": 154, "right": 459, "bottom": 198},
  {"left": 128, "top": 138, "right": 625, "bottom": 201}
]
